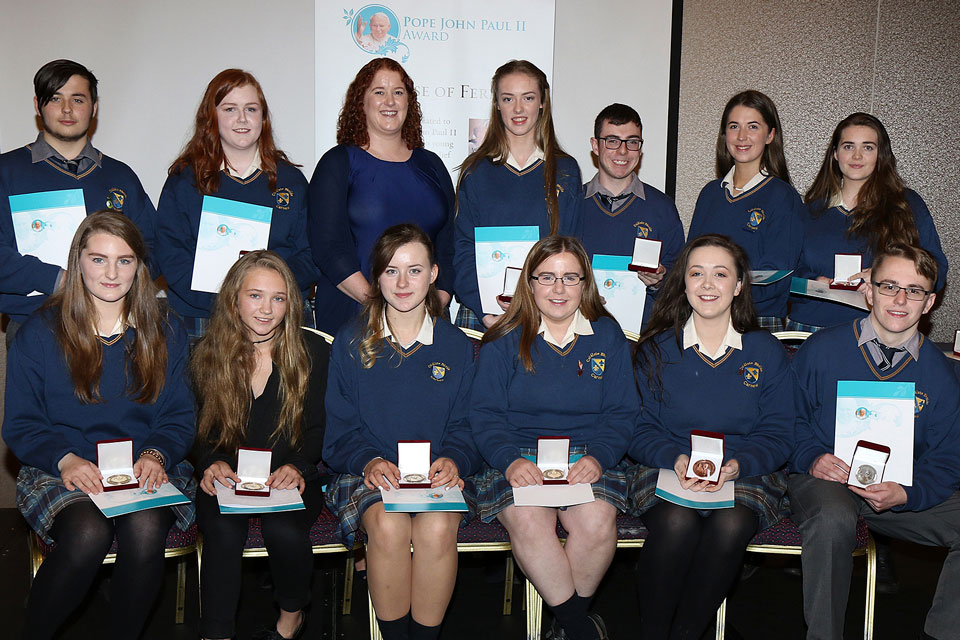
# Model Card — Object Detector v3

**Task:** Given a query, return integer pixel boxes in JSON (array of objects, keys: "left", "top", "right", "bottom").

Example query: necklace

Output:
[{"left": 251, "top": 329, "right": 277, "bottom": 344}]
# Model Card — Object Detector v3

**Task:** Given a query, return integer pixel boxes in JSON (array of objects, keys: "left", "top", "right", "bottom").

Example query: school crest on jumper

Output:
[
  {"left": 740, "top": 361, "right": 762, "bottom": 388},
  {"left": 587, "top": 352, "right": 606, "bottom": 380},
  {"left": 915, "top": 391, "right": 928, "bottom": 416},
  {"left": 634, "top": 221, "right": 652, "bottom": 239},
  {"left": 274, "top": 188, "right": 293, "bottom": 210},
  {"left": 745, "top": 208, "right": 765, "bottom": 231},
  {"left": 428, "top": 361, "right": 450, "bottom": 382},
  {"left": 106, "top": 188, "right": 127, "bottom": 211}
]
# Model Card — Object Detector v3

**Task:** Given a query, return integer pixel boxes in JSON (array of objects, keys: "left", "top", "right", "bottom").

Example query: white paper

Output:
[
  {"left": 380, "top": 486, "right": 468, "bottom": 512},
  {"left": 790, "top": 277, "right": 869, "bottom": 310},
  {"left": 654, "top": 468, "right": 734, "bottom": 509},
  {"left": 631, "top": 238, "right": 661, "bottom": 269},
  {"left": 512, "top": 482, "right": 594, "bottom": 507},
  {"left": 9, "top": 189, "right": 86, "bottom": 271},
  {"left": 475, "top": 226, "right": 539, "bottom": 315},
  {"left": 89, "top": 482, "right": 190, "bottom": 518},
  {"left": 592, "top": 255, "right": 646, "bottom": 334},
  {"left": 191, "top": 196, "right": 272, "bottom": 294},
  {"left": 750, "top": 270, "right": 794, "bottom": 286},
  {"left": 214, "top": 480, "right": 305, "bottom": 514},
  {"left": 834, "top": 381, "right": 914, "bottom": 486}
]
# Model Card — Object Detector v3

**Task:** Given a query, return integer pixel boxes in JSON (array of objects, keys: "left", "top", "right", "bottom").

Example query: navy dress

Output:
[{"left": 308, "top": 145, "right": 455, "bottom": 334}]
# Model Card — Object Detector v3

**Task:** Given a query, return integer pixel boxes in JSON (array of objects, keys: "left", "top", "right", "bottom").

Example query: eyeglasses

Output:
[
  {"left": 871, "top": 281, "right": 932, "bottom": 301},
  {"left": 531, "top": 273, "right": 584, "bottom": 286},
  {"left": 598, "top": 136, "right": 643, "bottom": 151}
]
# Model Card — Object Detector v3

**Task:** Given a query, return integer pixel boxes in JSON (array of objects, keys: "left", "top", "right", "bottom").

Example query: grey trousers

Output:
[{"left": 788, "top": 473, "right": 960, "bottom": 640}]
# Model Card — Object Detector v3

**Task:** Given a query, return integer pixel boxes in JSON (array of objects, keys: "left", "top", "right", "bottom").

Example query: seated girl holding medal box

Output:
[
  {"left": 628, "top": 234, "right": 795, "bottom": 638},
  {"left": 323, "top": 224, "right": 479, "bottom": 640},
  {"left": 3, "top": 211, "right": 195, "bottom": 640},
  {"left": 192, "top": 251, "right": 330, "bottom": 640},
  {"left": 470, "top": 235, "right": 636, "bottom": 640}
]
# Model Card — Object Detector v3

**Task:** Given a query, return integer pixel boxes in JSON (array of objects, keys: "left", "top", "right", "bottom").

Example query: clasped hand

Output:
[
  {"left": 673, "top": 454, "right": 739, "bottom": 492},
  {"left": 504, "top": 455, "right": 601, "bottom": 487},
  {"left": 363, "top": 456, "right": 463, "bottom": 491}
]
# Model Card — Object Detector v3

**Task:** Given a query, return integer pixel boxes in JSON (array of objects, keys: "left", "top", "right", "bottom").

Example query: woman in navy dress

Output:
[
  {"left": 788, "top": 112, "right": 948, "bottom": 331},
  {"left": 309, "top": 59, "right": 455, "bottom": 335}
]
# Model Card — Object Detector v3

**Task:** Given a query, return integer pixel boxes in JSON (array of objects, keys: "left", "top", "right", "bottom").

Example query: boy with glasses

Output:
[
  {"left": 580, "top": 104, "right": 683, "bottom": 329},
  {"left": 787, "top": 243, "right": 960, "bottom": 640}
]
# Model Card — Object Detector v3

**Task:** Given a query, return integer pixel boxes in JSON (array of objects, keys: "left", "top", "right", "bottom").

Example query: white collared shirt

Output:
[
  {"left": 721, "top": 166, "right": 768, "bottom": 196},
  {"left": 221, "top": 149, "right": 262, "bottom": 180},
  {"left": 95, "top": 315, "right": 133, "bottom": 338},
  {"left": 682, "top": 314, "right": 742, "bottom": 360},
  {"left": 538, "top": 309, "right": 593, "bottom": 349},
  {"left": 382, "top": 311, "right": 434, "bottom": 349},
  {"left": 503, "top": 147, "right": 545, "bottom": 172}
]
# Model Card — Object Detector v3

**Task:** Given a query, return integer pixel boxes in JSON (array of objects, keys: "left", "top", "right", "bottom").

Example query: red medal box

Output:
[
  {"left": 235, "top": 447, "right": 272, "bottom": 497},
  {"left": 398, "top": 440, "right": 432, "bottom": 488},
  {"left": 686, "top": 430, "right": 724, "bottom": 485},
  {"left": 628, "top": 238, "right": 662, "bottom": 274},
  {"left": 497, "top": 266, "right": 522, "bottom": 304},
  {"left": 847, "top": 440, "right": 890, "bottom": 489},
  {"left": 830, "top": 253, "right": 863, "bottom": 290},
  {"left": 97, "top": 438, "right": 139, "bottom": 491},
  {"left": 537, "top": 436, "right": 571, "bottom": 485}
]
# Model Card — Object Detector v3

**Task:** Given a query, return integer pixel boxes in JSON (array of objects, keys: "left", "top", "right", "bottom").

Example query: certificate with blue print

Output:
[
  {"left": 89, "top": 482, "right": 190, "bottom": 518},
  {"left": 750, "top": 269, "right": 793, "bottom": 286},
  {"left": 381, "top": 486, "right": 468, "bottom": 512},
  {"left": 213, "top": 480, "right": 305, "bottom": 514},
  {"left": 654, "top": 468, "right": 734, "bottom": 509},
  {"left": 835, "top": 380, "right": 915, "bottom": 485},
  {"left": 191, "top": 196, "right": 272, "bottom": 293},
  {"left": 790, "top": 277, "right": 868, "bottom": 310},
  {"left": 475, "top": 226, "right": 539, "bottom": 315},
  {"left": 9, "top": 189, "right": 86, "bottom": 275},
  {"left": 591, "top": 254, "right": 646, "bottom": 334}
]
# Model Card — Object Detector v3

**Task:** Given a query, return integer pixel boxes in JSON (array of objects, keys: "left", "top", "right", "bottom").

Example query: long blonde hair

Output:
[
  {"left": 192, "top": 251, "right": 310, "bottom": 452},
  {"left": 42, "top": 211, "right": 168, "bottom": 404},
  {"left": 483, "top": 236, "right": 613, "bottom": 373},
  {"left": 355, "top": 224, "right": 442, "bottom": 368},
  {"left": 456, "top": 60, "right": 570, "bottom": 235}
]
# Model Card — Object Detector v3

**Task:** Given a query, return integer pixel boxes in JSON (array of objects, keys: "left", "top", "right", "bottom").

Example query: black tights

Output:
[
  {"left": 636, "top": 502, "right": 758, "bottom": 640},
  {"left": 24, "top": 500, "right": 174, "bottom": 640}
]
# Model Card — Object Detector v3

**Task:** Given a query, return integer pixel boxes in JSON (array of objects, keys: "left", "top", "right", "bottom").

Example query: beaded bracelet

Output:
[{"left": 139, "top": 448, "right": 166, "bottom": 468}]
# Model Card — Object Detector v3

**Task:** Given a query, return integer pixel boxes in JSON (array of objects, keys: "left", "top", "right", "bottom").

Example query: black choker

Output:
[{"left": 251, "top": 329, "right": 277, "bottom": 344}]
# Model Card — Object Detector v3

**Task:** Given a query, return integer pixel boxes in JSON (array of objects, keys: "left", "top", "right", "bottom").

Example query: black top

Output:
[{"left": 192, "top": 329, "right": 331, "bottom": 482}]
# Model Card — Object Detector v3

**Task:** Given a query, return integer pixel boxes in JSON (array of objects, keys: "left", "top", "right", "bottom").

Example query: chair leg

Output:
[
  {"left": 27, "top": 532, "right": 44, "bottom": 585},
  {"left": 175, "top": 555, "right": 186, "bottom": 624},
  {"left": 524, "top": 579, "right": 542, "bottom": 640},
  {"left": 343, "top": 555, "right": 355, "bottom": 615},
  {"left": 715, "top": 598, "right": 726, "bottom": 640},
  {"left": 863, "top": 536, "right": 877, "bottom": 640},
  {"left": 502, "top": 556, "right": 514, "bottom": 615},
  {"left": 368, "top": 590, "right": 383, "bottom": 640}
]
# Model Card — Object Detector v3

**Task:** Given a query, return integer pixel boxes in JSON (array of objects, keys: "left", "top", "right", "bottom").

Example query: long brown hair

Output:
[
  {"left": 336, "top": 58, "right": 424, "bottom": 149},
  {"left": 169, "top": 69, "right": 294, "bottom": 194},
  {"left": 804, "top": 112, "right": 919, "bottom": 253},
  {"left": 354, "top": 224, "right": 442, "bottom": 368},
  {"left": 633, "top": 234, "right": 758, "bottom": 403},
  {"left": 192, "top": 251, "right": 310, "bottom": 452},
  {"left": 715, "top": 90, "right": 791, "bottom": 185},
  {"left": 457, "top": 60, "right": 570, "bottom": 235},
  {"left": 483, "top": 236, "right": 612, "bottom": 373},
  {"left": 42, "top": 211, "right": 168, "bottom": 404}
]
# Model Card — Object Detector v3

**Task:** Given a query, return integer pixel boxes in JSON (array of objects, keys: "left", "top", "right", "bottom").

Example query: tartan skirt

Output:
[
  {"left": 473, "top": 447, "right": 630, "bottom": 523},
  {"left": 17, "top": 461, "right": 197, "bottom": 544},
  {"left": 757, "top": 316, "right": 785, "bottom": 332},
  {"left": 325, "top": 473, "right": 476, "bottom": 547},
  {"left": 784, "top": 318, "right": 824, "bottom": 333},
  {"left": 454, "top": 306, "right": 487, "bottom": 333},
  {"left": 626, "top": 464, "right": 789, "bottom": 531}
]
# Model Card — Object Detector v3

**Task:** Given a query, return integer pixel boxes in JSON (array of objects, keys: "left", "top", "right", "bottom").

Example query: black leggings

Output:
[
  {"left": 195, "top": 481, "right": 323, "bottom": 639},
  {"left": 636, "top": 501, "right": 758, "bottom": 640},
  {"left": 24, "top": 500, "right": 174, "bottom": 640}
]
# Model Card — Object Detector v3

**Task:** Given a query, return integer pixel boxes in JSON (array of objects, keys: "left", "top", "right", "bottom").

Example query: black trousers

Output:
[{"left": 195, "top": 480, "right": 324, "bottom": 638}]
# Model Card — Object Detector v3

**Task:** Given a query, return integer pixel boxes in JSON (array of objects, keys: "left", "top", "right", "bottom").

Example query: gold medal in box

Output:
[
  {"left": 106, "top": 473, "right": 133, "bottom": 486},
  {"left": 240, "top": 481, "right": 266, "bottom": 491},
  {"left": 398, "top": 440, "right": 432, "bottom": 487},
  {"left": 543, "top": 468, "right": 565, "bottom": 480}
]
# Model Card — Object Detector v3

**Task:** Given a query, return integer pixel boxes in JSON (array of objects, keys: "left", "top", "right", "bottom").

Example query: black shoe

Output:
[
  {"left": 543, "top": 618, "right": 567, "bottom": 640},
  {"left": 876, "top": 544, "right": 901, "bottom": 595},
  {"left": 588, "top": 613, "right": 609, "bottom": 640},
  {"left": 252, "top": 611, "right": 306, "bottom": 640}
]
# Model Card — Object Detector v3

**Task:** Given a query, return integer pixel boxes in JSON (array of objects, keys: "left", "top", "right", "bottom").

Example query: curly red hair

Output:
[
  {"left": 337, "top": 58, "right": 423, "bottom": 149},
  {"left": 169, "top": 69, "right": 294, "bottom": 194}
]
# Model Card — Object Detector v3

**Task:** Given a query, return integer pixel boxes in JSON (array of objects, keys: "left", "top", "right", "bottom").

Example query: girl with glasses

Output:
[{"left": 471, "top": 235, "right": 635, "bottom": 640}]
